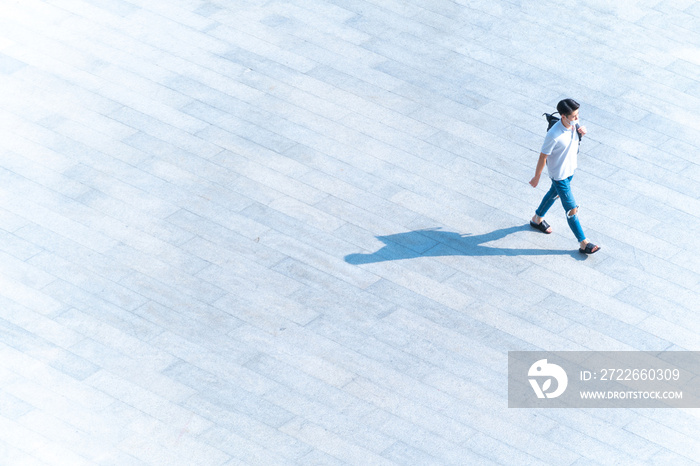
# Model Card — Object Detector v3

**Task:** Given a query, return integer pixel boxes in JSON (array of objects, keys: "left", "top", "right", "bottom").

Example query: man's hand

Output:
[
  {"left": 577, "top": 125, "right": 587, "bottom": 136},
  {"left": 529, "top": 176, "right": 539, "bottom": 188}
]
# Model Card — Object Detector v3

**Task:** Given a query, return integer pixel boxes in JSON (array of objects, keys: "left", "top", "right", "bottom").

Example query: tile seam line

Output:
[
  {"left": 35, "top": 0, "right": 654, "bottom": 178},
  {"left": 1, "top": 147, "right": 183, "bottom": 220},
  {"left": 3, "top": 111, "right": 270, "bottom": 245},
  {"left": 0, "top": 341, "right": 143, "bottom": 461},
  {"left": 14, "top": 0, "right": 700, "bottom": 130},
  {"left": 357, "top": 7, "right": 698, "bottom": 128},
  {"left": 1, "top": 16, "right": 219, "bottom": 135},
  {"left": 16, "top": 1, "right": 692, "bottom": 204},
  {"left": 0, "top": 160, "right": 221, "bottom": 280},
  {"left": 268, "top": 346, "right": 531, "bottom": 452},
  {"left": 6, "top": 117, "right": 693, "bottom": 296}
]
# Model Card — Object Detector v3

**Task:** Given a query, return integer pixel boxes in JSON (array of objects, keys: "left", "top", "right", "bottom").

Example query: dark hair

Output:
[{"left": 556, "top": 98, "right": 580, "bottom": 117}]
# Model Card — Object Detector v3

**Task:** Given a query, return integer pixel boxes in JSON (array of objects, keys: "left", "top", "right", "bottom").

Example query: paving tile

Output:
[
  {"left": 86, "top": 368, "right": 212, "bottom": 432},
  {"left": 0, "top": 206, "right": 32, "bottom": 233},
  {"left": 0, "top": 389, "right": 34, "bottom": 421},
  {"left": 197, "top": 426, "right": 289, "bottom": 465},
  {"left": 2, "top": 189, "right": 120, "bottom": 255},
  {"left": 104, "top": 236, "right": 212, "bottom": 281},
  {"left": 596, "top": 259, "right": 699, "bottom": 312},
  {"left": 278, "top": 416, "right": 395, "bottom": 465},
  {"left": 646, "top": 449, "right": 700, "bottom": 466},
  {"left": 623, "top": 415, "right": 700, "bottom": 462},
  {"left": 16, "top": 409, "right": 140, "bottom": 465},
  {"left": 0, "top": 414, "right": 93, "bottom": 466},
  {"left": 164, "top": 362, "right": 291, "bottom": 427},
  {"left": 208, "top": 145, "right": 326, "bottom": 204},
  {"left": 229, "top": 324, "right": 359, "bottom": 389},
  {"left": 29, "top": 253, "right": 149, "bottom": 313},
  {"left": 265, "top": 384, "right": 395, "bottom": 454},
  {"left": 543, "top": 409, "right": 662, "bottom": 461},
  {"left": 343, "top": 376, "right": 472, "bottom": 446},
  {"left": 244, "top": 352, "right": 374, "bottom": 419},
  {"left": 182, "top": 395, "right": 314, "bottom": 461},
  {"left": 0, "top": 272, "right": 67, "bottom": 317},
  {"left": 55, "top": 318, "right": 171, "bottom": 380},
  {"left": 379, "top": 440, "right": 447, "bottom": 465},
  {"left": 0, "top": 52, "right": 28, "bottom": 74},
  {"left": 144, "top": 325, "right": 257, "bottom": 381},
  {"left": 544, "top": 424, "right": 640, "bottom": 465},
  {"left": 254, "top": 227, "right": 380, "bottom": 289},
  {"left": 518, "top": 264, "right": 651, "bottom": 326},
  {"left": 636, "top": 315, "right": 700, "bottom": 349},
  {"left": 307, "top": 315, "right": 434, "bottom": 383},
  {"left": 462, "top": 432, "right": 550, "bottom": 466},
  {"left": 0, "top": 342, "right": 115, "bottom": 412},
  {"left": 537, "top": 294, "right": 671, "bottom": 351},
  {"left": 213, "top": 291, "right": 319, "bottom": 330},
  {"left": 62, "top": 161, "right": 175, "bottom": 216},
  {"left": 0, "top": 440, "right": 52, "bottom": 466},
  {"left": 287, "top": 141, "right": 395, "bottom": 186},
  {"left": 359, "top": 407, "right": 492, "bottom": 464}
]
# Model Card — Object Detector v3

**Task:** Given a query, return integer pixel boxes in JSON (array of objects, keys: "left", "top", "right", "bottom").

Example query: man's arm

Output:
[{"left": 529, "top": 152, "right": 547, "bottom": 187}]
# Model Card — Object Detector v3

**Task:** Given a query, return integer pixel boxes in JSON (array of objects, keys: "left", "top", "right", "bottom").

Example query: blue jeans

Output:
[{"left": 535, "top": 176, "right": 586, "bottom": 242}]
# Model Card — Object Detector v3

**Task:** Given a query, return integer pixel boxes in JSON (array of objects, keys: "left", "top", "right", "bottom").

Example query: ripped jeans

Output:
[{"left": 535, "top": 175, "right": 586, "bottom": 242}]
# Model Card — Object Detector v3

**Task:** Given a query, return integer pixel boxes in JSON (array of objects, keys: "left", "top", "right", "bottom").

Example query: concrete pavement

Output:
[{"left": 1, "top": 0, "right": 700, "bottom": 464}]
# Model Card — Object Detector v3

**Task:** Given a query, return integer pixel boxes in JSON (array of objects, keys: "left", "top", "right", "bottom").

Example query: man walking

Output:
[{"left": 529, "top": 98, "right": 600, "bottom": 254}]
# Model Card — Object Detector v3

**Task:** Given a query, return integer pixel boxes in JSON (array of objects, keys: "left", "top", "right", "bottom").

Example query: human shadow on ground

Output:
[{"left": 345, "top": 225, "right": 583, "bottom": 264}]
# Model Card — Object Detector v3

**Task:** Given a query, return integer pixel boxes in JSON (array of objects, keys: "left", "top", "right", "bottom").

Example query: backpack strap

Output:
[
  {"left": 543, "top": 112, "right": 560, "bottom": 131},
  {"left": 544, "top": 111, "right": 583, "bottom": 142}
]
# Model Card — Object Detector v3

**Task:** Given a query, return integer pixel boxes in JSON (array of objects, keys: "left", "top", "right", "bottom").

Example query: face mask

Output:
[{"left": 567, "top": 117, "right": 578, "bottom": 127}]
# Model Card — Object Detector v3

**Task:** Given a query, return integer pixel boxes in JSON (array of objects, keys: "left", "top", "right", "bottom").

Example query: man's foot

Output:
[
  {"left": 579, "top": 242, "right": 600, "bottom": 254},
  {"left": 530, "top": 216, "right": 552, "bottom": 234}
]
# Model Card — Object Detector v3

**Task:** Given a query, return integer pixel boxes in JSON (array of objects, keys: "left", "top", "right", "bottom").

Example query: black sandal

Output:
[
  {"left": 579, "top": 243, "right": 600, "bottom": 254},
  {"left": 530, "top": 219, "right": 552, "bottom": 234}
]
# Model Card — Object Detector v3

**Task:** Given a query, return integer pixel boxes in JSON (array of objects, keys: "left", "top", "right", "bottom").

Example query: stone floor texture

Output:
[{"left": 1, "top": 0, "right": 700, "bottom": 464}]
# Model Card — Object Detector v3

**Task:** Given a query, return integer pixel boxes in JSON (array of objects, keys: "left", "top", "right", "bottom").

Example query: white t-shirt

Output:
[{"left": 540, "top": 120, "right": 578, "bottom": 180}]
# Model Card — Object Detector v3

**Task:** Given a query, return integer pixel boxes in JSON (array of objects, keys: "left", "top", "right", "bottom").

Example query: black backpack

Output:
[{"left": 544, "top": 111, "right": 582, "bottom": 141}]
